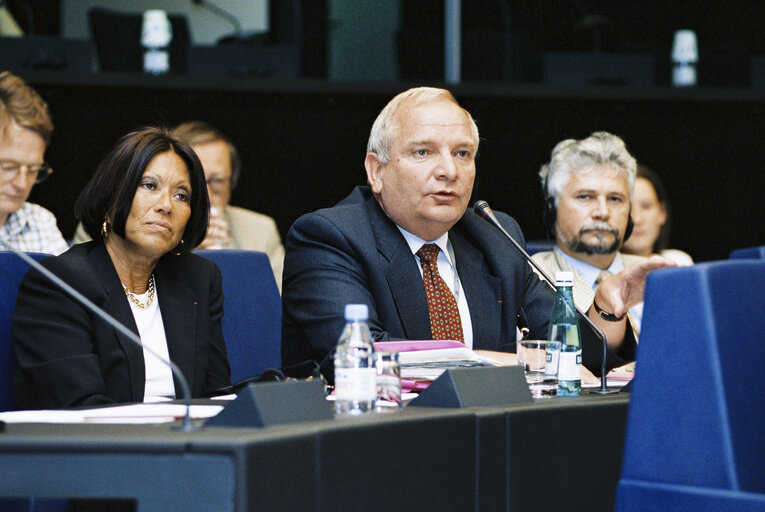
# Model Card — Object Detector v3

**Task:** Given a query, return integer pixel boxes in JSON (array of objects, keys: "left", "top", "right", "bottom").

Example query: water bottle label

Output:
[
  {"left": 144, "top": 49, "right": 169, "bottom": 74},
  {"left": 558, "top": 351, "right": 581, "bottom": 381},
  {"left": 334, "top": 368, "right": 377, "bottom": 401},
  {"left": 544, "top": 348, "right": 559, "bottom": 377}
]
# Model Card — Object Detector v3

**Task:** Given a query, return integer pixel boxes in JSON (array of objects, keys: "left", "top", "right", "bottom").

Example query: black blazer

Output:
[
  {"left": 13, "top": 242, "right": 230, "bottom": 409},
  {"left": 281, "top": 186, "right": 635, "bottom": 380}
]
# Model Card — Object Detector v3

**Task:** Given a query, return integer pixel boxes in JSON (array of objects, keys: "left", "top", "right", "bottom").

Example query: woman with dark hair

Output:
[
  {"left": 13, "top": 127, "right": 230, "bottom": 409},
  {"left": 622, "top": 164, "right": 693, "bottom": 266}
]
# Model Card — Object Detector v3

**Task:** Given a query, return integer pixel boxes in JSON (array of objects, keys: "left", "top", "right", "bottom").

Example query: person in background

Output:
[
  {"left": 173, "top": 121, "right": 284, "bottom": 289},
  {"left": 0, "top": 71, "right": 68, "bottom": 254},
  {"left": 281, "top": 88, "right": 672, "bottom": 382},
  {"left": 13, "top": 127, "right": 230, "bottom": 409},
  {"left": 531, "top": 131, "right": 645, "bottom": 342},
  {"left": 622, "top": 164, "right": 693, "bottom": 266}
]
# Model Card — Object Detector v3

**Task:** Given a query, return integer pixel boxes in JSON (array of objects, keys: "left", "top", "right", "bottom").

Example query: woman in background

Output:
[
  {"left": 13, "top": 127, "right": 230, "bottom": 409},
  {"left": 622, "top": 164, "right": 693, "bottom": 266}
]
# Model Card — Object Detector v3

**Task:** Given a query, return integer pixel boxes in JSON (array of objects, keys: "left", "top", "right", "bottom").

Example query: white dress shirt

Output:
[{"left": 126, "top": 282, "right": 176, "bottom": 400}]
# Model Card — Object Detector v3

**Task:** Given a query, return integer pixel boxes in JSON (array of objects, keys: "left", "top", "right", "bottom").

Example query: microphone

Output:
[
  {"left": 473, "top": 200, "right": 617, "bottom": 395},
  {"left": 0, "top": 240, "right": 197, "bottom": 429}
]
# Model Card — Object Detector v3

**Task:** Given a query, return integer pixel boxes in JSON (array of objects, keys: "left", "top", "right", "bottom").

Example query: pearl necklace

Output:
[{"left": 123, "top": 275, "right": 155, "bottom": 309}]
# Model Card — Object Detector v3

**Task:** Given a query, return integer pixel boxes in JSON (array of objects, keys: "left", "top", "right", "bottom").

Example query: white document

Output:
[{"left": 0, "top": 403, "right": 224, "bottom": 424}]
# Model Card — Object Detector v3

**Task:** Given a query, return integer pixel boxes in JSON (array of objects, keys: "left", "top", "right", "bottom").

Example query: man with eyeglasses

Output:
[
  {"left": 0, "top": 71, "right": 68, "bottom": 255},
  {"left": 171, "top": 121, "right": 284, "bottom": 290}
]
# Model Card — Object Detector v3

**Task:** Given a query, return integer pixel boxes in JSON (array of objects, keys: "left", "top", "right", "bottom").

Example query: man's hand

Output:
[
  {"left": 197, "top": 208, "right": 233, "bottom": 249},
  {"left": 595, "top": 255, "right": 676, "bottom": 319}
]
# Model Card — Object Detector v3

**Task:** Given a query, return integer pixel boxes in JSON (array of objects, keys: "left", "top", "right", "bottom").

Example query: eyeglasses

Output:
[
  {"left": 0, "top": 159, "right": 53, "bottom": 184},
  {"left": 205, "top": 176, "right": 231, "bottom": 193}
]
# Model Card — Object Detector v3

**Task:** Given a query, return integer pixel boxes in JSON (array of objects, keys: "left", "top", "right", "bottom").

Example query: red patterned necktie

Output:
[{"left": 416, "top": 244, "right": 464, "bottom": 343}]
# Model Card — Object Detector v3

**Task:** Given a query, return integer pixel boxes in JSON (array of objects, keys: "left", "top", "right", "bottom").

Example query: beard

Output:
[{"left": 558, "top": 222, "right": 621, "bottom": 255}]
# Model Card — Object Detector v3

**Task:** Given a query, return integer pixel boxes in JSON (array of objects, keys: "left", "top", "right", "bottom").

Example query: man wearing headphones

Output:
[{"left": 532, "top": 131, "right": 645, "bottom": 343}]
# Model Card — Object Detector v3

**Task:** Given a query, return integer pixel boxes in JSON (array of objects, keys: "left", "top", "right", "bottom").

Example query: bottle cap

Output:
[
  {"left": 671, "top": 29, "right": 698, "bottom": 63},
  {"left": 344, "top": 303, "right": 369, "bottom": 322},
  {"left": 141, "top": 10, "right": 172, "bottom": 48},
  {"left": 554, "top": 271, "right": 574, "bottom": 286}
]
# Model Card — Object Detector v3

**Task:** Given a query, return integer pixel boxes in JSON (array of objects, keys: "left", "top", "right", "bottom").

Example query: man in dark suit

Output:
[{"left": 282, "top": 87, "right": 669, "bottom": 381}]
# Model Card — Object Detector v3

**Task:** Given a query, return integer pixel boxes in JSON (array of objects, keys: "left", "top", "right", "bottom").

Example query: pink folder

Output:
[{"left": 373, "top": 340, "right": 465, "bottom": 352}]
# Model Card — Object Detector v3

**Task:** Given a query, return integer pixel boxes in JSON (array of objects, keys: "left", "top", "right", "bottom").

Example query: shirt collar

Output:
[
  {"left": 555, "top": 247, "right": 624, "bottom": 289},
  {"left": 1, "top": 204, "right": 30, "bottom": 238},
  {"left": 397, "top": 226, "right": 453, "bottom": 265}
]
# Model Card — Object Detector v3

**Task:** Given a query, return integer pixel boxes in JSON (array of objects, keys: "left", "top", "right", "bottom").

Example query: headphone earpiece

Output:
[
  {"left": 542, "top": 174, "right": 557, "bottom": 238},
  {"left": 542, "top": 193, "right": 557, "bottom": 238}
]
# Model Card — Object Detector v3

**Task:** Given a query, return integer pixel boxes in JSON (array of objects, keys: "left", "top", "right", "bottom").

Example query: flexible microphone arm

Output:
[
  {"left": 1, "top": 240, "right": 197, "bottom": 429},
  {"left": 192, "top": 0, "right": 242, "bottom": 34},
  {"left": 473, "top": 200, "right": 615, "bottom": 394}
]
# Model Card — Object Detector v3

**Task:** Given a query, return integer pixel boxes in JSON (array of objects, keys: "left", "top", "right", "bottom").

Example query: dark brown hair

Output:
[
  {"left": 75, "top": 127, "right": 209, "bottom": 253},
  {"left": 636, "top": 164, "right": 671, "bottom": 253}
]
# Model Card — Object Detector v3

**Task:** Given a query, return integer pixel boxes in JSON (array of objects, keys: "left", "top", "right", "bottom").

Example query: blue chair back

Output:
[
  {"left": 195, "top": 250, "right": 281, "bottom": 384},
  {"left": 730, "top": 245, "right": 765, "bottom": 260},
  {"left": 0, "top": 252, "right": 51, "bottom": 412},
  {"left": 525, "top": 239, "right": 556, "bottom": 256},
  {"left": 615, "top": 260, "right": 765, "bottom": 511},
  {"left": 0, "top": 252, "right": 116, "bottom": 511}
]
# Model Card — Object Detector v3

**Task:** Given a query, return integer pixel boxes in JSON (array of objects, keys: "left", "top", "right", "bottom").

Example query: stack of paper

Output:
[{"left": 374, "top": 340, "right": 496, "bottom": 382}]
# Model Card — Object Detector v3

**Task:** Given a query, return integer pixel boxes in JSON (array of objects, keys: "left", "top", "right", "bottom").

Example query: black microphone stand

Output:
[
  {"left": 473, "top": 201, "right": 617, "bottom": 395},
  {"left": 1, "top": 242, "right": 198, "bottom": 429}
]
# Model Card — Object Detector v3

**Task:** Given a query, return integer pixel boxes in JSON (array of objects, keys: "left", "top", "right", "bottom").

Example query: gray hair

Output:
[
  {"left": 366, "top": 87, "right": 479, "bottom": 164},
  {"left": 539, "top": 131, "right": 636, "bottom": 205}
]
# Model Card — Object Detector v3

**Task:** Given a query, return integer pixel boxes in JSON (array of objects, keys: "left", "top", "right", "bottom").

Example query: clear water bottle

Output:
[
  {"left": 141, "top": 10, "right": 172, "bottom": 75},
  {"left": 548, "top": 271, "right": 581, "bottom": 396},
  {"left": 334, "top": 304, "right": 377, "bottom": 415},
  {"left": 671, "top": 29, "right": 698, "bottom": 87}
]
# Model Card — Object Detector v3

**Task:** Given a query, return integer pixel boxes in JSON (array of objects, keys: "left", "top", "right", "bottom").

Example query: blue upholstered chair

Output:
[
  {"left": 615, "top": 260, "right": 765, "bottom": 512},
  {"left": 1, "top": 252, "right": 68, "bottom": 511},
  {"left": 525, "top": 239, "right": 556, "bottom": 256},
  {"left": 0, "top": 252, "right": 51, "bottom": 412},
  {"left": 730, "top": 245, "right": 765, "bottom": 260},
  {"left": 195, "top": 250, "right": 281, "bottom": 385}
]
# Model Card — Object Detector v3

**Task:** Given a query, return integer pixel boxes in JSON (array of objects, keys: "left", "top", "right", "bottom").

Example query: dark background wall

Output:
[{"left": 20, "top": 72, "right": 765, "bottom": 263}]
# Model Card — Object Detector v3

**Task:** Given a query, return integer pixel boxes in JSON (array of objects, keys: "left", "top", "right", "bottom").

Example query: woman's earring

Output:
[
  {"left": 175, "top": 239, "right": 184, "bottom": 256},
  {"left": 101, "top": 220, "right": 109, "bottom": 239}
]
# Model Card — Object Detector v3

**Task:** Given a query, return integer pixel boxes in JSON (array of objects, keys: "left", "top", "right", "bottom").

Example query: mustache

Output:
[{"left": 579, "top": 222, "right": 618, "bottom": 236}]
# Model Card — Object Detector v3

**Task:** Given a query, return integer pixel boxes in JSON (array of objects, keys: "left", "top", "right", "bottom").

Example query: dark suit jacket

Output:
[
  {"left": 13, "top": 241, "right": 231, "bottom": 409},
  {"left": 282, "top": 186, "right": 635, "bottom": 380}
]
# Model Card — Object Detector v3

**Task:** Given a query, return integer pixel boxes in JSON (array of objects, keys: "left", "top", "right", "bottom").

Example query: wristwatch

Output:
[{"left": 593, "top": 298, "right": 625, "bottom": 322}]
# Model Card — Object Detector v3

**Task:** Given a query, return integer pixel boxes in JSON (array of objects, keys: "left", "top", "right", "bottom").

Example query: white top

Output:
[
  {"left": 398, "top": 227, "right": 474, "bottom": 348},
  {"left": 126, "top": 282, "right": 175, "bottom": 400}
]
